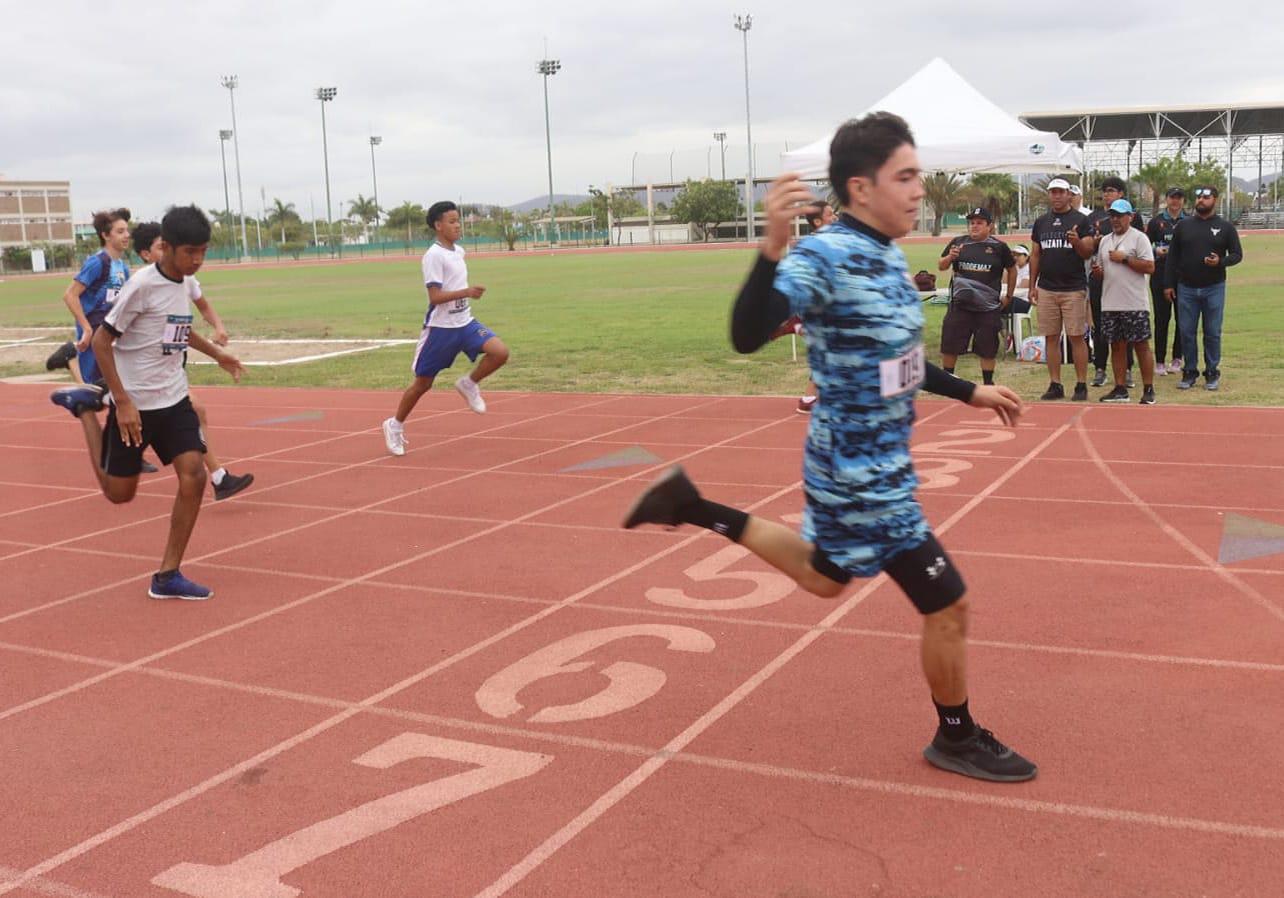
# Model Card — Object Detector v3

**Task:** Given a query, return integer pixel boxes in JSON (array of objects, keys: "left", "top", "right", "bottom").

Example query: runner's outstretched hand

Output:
[{"left": 968, "top": 384, "right": 1023, "bottom": 427}]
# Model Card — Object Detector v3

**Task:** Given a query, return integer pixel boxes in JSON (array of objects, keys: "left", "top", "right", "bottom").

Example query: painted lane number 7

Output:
[{"left": 152, "top": 734, "right": 552, "bottom": 898}]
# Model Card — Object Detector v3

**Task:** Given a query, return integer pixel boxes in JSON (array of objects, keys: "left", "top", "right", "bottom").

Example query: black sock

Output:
[
  {"left": 684, "top": 500, "right": 749, "bottom": 543},
  {"left": 943, "top": 366, "right": 955, "bottom": 374},
  {"left": 933, "top": 698, "right": 976, "bottom": 741},
  {"left": 981, "top": 370, "right": 994, "bottom": 385},
  {"left": 1075, "top": 381, "right": 1087, "bottom": 390}
]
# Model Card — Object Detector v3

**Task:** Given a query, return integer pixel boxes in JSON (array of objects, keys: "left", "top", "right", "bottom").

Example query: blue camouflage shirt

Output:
[{"left": 772, "top": 214, "right": 929, "bottom": 574}]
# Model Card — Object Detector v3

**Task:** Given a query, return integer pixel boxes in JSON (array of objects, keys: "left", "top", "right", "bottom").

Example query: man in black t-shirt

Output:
[
  {"left": 937, "top": 207, "right": 1015, "bottom": 384},
  {"left": 1085, "top": 176, "right": 1144, "bottom": 386},
  {"left": 1028, "top": 178, "right": 1096, "bottom": 400},
  {"left": 1145, "top": 187, "right": 1188, "bottom": 373}
]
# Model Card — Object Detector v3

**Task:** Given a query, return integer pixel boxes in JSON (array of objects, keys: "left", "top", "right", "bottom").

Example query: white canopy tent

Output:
[{"left": 781, "top": 58, "right": 1083, "bottom": 178}]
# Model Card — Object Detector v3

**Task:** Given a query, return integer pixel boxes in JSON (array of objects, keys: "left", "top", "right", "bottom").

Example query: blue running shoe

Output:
[
  {"left": 50, "top": 384, "right": 104, "bottom": 416},
  {"left": 148, "top": 570, "right": 213, "bottom": 601}
]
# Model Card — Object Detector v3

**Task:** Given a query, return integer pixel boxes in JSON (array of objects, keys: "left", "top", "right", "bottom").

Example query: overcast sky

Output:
[{"left": 5, "top": 0, "right": 1284, "bottom": 222}]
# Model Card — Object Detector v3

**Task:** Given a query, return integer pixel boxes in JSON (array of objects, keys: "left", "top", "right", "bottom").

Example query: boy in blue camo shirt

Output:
[{"left": 625, "top": 113, "right": 1036, "bottom": 783}]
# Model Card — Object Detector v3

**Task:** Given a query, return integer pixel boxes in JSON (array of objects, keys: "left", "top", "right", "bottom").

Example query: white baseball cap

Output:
[
  {"left": 1013, "top": 244, "right": 1030, "bottom": 256},
  {"left": 1069, "top": 184, "right": 1083, "bottom": 196},
  {"left": 1047, "top": 178, "right": 1071, "bottom": 191}
]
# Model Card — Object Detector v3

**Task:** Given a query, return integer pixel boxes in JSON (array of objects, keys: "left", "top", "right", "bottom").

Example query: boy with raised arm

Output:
[{"left": 624, "top": 113, "right": 1036, "bottom": 782}]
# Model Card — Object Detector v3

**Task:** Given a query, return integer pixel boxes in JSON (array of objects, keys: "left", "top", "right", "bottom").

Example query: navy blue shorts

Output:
[{"left": 411, "top": 320, "right": 497, "bottom": 378}]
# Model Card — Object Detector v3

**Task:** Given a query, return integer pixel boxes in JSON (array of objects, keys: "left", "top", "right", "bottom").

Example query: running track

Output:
[{"left": 0, "top": 384, "right": 1281, "bottom": 897}]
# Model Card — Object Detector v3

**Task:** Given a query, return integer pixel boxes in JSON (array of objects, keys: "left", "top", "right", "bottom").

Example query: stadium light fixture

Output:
[
  {"left": 733, "top": 14, "right": 754, "bottom": 238},
  {"left": 713, "top": 131, "right": 728, "bottom": 181},
  {"left": 316, "top": 87, "right": 338, "bottom": 256},
  {"left": 538, "top": 57, "right": 561, "bottom": 244},
  {"left": 220, "top": 75, "right": 250, "bottom": 260}
]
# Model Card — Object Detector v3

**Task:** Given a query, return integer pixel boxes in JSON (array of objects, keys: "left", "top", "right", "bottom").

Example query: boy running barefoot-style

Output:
[
  {"left": 625, "top": 113, "right": 1036, "bottom": 783},
  {"left": 50, "top": 206, "right": 244, "bottom": 600},
  {"left": 131, "top": 222, "right": 254, "bottom": 499},
  {"left": 382, "top": 201, "right": 510, "bottom": 456}
]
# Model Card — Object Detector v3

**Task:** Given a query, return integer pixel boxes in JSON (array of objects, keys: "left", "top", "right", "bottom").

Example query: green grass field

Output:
[{"left": 2, "top": 235, "right": 1281, "bottom": 404}]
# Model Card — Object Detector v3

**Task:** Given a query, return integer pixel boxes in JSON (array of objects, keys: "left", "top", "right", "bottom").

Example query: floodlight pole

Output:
[
  {"left": 734, "top": 14, "right": 754, "bottom": 240},
  {"left": 369, "top": 135, "right": 382, "bottom": 236},
  {"left": 713, "top": 131, "right": 728, "bottom": 181},
  {"left": 631, "top": 151, "right": 638, "bottom": 186},
  {"left": 316, "top": 87, "right": 338, "bottom": 256},
  {"left": 218, "top": 130, "right": 234, "bottom": 244},
  {"left": 538, "top": 57, "right": 561, "bottom": 245},
  {"left": 220, "top": 75, "right": 250, "bottom": 261}
]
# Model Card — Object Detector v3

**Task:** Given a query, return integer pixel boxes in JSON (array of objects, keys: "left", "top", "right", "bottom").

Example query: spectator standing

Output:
[
  {"left": 1146, "top": 187, "right": 1188, "bottom": 375},
  {"left": 1165, "top": 186, "right": 1243, "bottom": 391},
  {"left": 1028, "top": 178, "right": 1096, "bottom": 400},
  {"left": 1094, "top": 200, "right": 1157, "bottom": 404}
]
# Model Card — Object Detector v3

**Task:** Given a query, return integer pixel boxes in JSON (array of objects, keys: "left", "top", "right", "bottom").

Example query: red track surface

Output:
[{"left": 1, "top": 384, "right": 1281, "bottom": 897}]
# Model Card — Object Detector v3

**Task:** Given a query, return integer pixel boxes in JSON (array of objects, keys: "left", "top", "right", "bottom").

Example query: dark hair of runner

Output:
[
  {"left": 806, "top": 204, "right": 831, "bottom": 227},
  {"left": 160, "top": 205, "right": 212, "bottom": 248},
  {"left": 131, "top": 221, "right": 162, "bottom": 257},
  {"left": 426, "top": 201, "right": 458, "bottom": 229},
  {"left": 92, "top": 208, "right": 131, "bottom": 245},
  {"left": 829, "top": 112, "right": 916, "bottom": 204}
]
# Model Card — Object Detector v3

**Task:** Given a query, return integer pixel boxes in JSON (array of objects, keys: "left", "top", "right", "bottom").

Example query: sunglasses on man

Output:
[{"left": 1195, "top": 188, "right": 1216, "bottom": 198}]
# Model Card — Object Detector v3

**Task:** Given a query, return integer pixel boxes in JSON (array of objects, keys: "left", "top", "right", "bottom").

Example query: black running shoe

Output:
[
  {"left": 622, "top": 465, "right": 699, "bottom": 529},
  {"left": 1098, "top": 386, "right": 1130, "bottom": 403},
  {"left": 1039, "top": 383, "right": 1065, "bottom": 401},
  {"left": 923, "top": 726, "right": 1037, "bottom": 783},
  {"left": 214, "top": 471, "right": 254, "bottom": 501},
  {"left": 1139, "top": 386, "right": 1156, "bottom": 405},
  {"left": 1071, "top": 383, "right": 1089, "bottom": 401},
  {"left": 45, "top": 341, "right": 77, "bottom": 371},
  {"left": 1090, "top": 368, "right": 1107, "bottom": 387}
]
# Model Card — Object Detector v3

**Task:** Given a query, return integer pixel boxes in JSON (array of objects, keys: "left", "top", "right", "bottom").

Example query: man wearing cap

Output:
[
  {"left": 1164, "top": 185, "right": 1243, "bottom": 391},
  {"left": 937, "top": 207, "right": 1016, "bottom": 384},
  {"left": 1028, "top": 178, "right": 1095, "bottom": 400},
  {"left": 1069, "top": 184, "right": 1088, "bottom": 215},
  {"left": 1146, "top": 188, "right": 1188, "bottom": 375},
  {"left": 1086, "top": 176, "right": 1145, "bottom": 388},
  {"left": 1095, "top": 199, "right": 1157, "bottom": 404}
]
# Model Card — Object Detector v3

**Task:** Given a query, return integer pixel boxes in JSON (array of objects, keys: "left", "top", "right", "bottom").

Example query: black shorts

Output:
[
  {"left": 940, "top": 305, "right": 1002, "bottom": 358},
  {"left": 101, "top": 396, "right": 206, "bottom": 477},
  {"left": 811, "top": 532, "right": 966, "bottom": 615}
]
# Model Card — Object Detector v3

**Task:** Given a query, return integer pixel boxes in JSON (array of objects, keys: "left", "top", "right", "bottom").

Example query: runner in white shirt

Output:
[
  {"left": 131, "top": 222, "right": 253, "bottom": 501},
  {"left": 50, "top": 206, "right": 245, "bottom": 601},
  {"left": 381, "top": 201, "right": 510, "bottom": 456}
]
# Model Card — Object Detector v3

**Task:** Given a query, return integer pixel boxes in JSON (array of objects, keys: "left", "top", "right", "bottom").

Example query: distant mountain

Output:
[{"left": 506, "top": 193, "right": 591, "bottom": 213}]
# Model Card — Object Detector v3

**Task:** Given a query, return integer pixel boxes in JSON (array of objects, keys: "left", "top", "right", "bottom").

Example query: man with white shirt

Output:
[
  {"left": 381, "top": 201, "right": 510, "bottom": 456},
  {"left": 1094, "top": 200, "right": 1156, "bottom": 404},
  {"left": 50, "top": 206, "right": 245, "bottom": 600}
]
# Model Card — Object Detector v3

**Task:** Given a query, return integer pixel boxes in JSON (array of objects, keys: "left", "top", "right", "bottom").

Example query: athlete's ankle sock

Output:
[
  {"left": 981, "top": 370, "right": 994, "bottom": 385},
  {"left": 685, "top": 500, "right": 749, "bottom": 543},
  {"left": 933, "top": 698, "right": 976, "bottom": 741},
  {"left": 943, "top": 366, "right": 955, "bottom": 375},
  {"left": 210, "top": 467, "right": 226, "bottom": 486}
]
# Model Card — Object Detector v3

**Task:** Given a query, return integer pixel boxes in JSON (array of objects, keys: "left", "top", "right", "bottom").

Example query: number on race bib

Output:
[
  {"left": 879, "top": 344, "right": 925, "bottom": 398},
  {"left": 162, "top": 315, "right": 194, "bottom": 355}
]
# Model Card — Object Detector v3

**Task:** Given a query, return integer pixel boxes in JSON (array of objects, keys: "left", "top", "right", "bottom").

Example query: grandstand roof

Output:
[{"left": 1020, "top": 104, "right": 1284, "bottom": 142}]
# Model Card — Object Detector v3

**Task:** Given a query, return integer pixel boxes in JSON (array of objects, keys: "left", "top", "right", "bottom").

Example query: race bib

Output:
[
  {"left": 450, "top": 298, "right": 470, "bottom": 314},
  {"left": 161, "top": 314, "right": 193, "bottom": 355},
  {"left": 879, "top": 344, "right": 925, "bottom": 398},
  {"left": 105, "top": 287, "right": 122, "bottom": 308}
]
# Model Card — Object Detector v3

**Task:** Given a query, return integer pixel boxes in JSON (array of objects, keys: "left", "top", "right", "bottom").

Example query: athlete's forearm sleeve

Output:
[
  {"left": 730, "top": 254, "right": 791, "bottom": 354},
  {"left": 923, "top": 362, "right": 977, "bottom": 403}
]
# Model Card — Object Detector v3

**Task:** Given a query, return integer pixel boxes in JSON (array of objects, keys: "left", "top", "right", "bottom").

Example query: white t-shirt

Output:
[
  {"left": 1014, "top": 263, "right": 1030, "bottom": 289},
  {"left": 421, "top": 242, "right": 473, "bottom": 329},
  {"left": 103, "top": 264, "right": 198, "bottom": 410},
  {"left": 1097, "top": 228, "right": 1154, "bottom": 312}
]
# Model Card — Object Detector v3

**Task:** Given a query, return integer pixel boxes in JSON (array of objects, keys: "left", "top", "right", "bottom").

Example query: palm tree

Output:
[
  {"left": 921, "top": 172, "right": 968, "bottom": 236},
  {"left": 1133, "top": 157, "right": 1189, "bottom": 214},
  {"left": 967, "top": 173, "right": 1018, "bottom": 227},
  {"left": 266, "top": 198, "right": 298, "bottom": 243},
  {"left": 347, "top": 194, "right": 382, "bottom": 239},
  {"left": 385, "top": 201, "right": 425, "bottom": 244}
]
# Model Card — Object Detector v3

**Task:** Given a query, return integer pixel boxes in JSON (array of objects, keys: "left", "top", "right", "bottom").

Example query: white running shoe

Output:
[
  {"left": 382, "top": 417, "right": 407, "bottom": 456},
  {"left": 455, "top": 376, "right": 487, "bottom": 414},
  {"left": 1168, "top": 358, "right": 1184, "bottom": 374}
]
